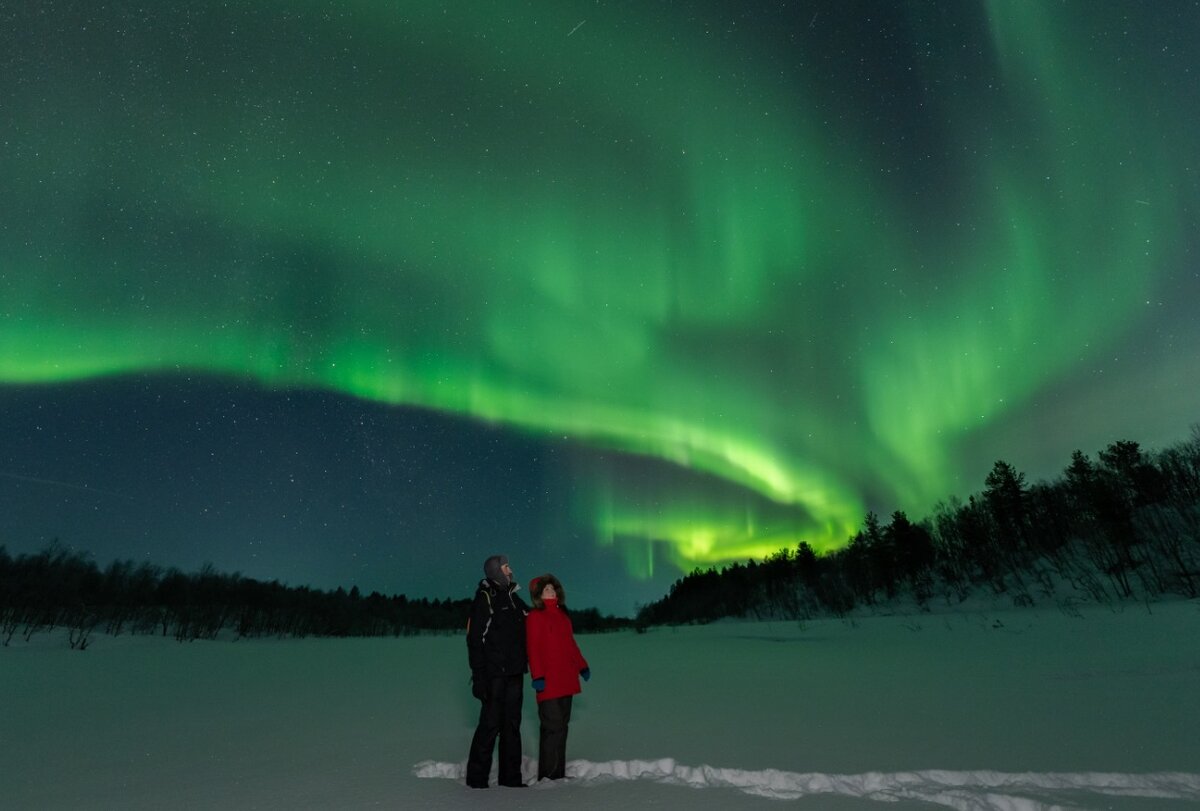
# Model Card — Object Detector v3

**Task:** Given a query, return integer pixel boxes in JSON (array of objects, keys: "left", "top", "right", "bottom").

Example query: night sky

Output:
[{"left": 2, "top": 2, "right": 1198, "bottom": 615}]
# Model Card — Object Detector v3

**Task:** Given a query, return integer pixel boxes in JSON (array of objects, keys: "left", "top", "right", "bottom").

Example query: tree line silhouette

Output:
[
  {"left": 636, "top": 427, "right": 1200, "bottom": 626},
  {"left": 0, "top": 548, "right": 630, "bottom": 649},
  {"left": 5, "top": 427, "right": 1197, "bottom": 646}
]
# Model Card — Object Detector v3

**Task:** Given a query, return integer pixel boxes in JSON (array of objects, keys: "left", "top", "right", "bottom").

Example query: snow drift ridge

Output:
[{"left": 414, "top": 757, "right": 1200, "bottom": 809}]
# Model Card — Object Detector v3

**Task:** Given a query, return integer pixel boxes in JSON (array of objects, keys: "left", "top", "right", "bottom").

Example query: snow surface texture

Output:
[
  {"left": 6, "top": 599, "right": 1199, "bottom": 809},
  {"left": 415, "top": 758, "right": 1200, "bottom": 810}
]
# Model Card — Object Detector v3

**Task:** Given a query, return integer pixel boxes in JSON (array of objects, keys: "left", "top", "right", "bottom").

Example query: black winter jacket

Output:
[{"left": 466, "top": 579, "right": 529, "bottom": 679}]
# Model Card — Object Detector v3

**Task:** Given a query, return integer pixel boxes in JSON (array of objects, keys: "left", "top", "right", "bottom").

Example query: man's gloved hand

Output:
[{"left": 472, "top": 673, "right": 489, "bottom": 701}]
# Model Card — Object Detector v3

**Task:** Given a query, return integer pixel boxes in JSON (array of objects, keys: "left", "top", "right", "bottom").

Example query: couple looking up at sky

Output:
[{"left": 465, "top": 554, "right": 591, "bottom": 788}]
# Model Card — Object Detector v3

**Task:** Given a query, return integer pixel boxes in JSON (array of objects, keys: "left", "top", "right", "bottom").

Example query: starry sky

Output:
[{"left": 2, "top": 1, "right": 1198, "bottom": 615}]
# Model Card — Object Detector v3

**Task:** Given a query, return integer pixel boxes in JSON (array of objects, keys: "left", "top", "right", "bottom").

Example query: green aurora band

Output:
[{"left": 2, "top": 2, "right": 1194, "bottom": 577}]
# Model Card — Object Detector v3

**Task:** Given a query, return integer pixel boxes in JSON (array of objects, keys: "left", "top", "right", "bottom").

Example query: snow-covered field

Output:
[{"left": 4, "top": 600, "right": 1199, "bottom": 810}]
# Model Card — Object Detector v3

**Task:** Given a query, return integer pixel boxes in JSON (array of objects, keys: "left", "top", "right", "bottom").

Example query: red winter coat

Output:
[{"left": 525, "top": 599, "right": 588, "bottom": 703}]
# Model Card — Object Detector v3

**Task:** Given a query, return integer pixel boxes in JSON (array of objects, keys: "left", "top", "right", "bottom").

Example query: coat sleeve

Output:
[
  {"left": 525, "top": 611, "right": 545, "bottom": 681},
  {"left": 466, "top": 590, "right": 491, "bottom": 674}
]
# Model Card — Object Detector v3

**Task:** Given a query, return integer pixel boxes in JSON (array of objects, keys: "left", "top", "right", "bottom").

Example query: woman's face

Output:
[{"left": 541, "top": 583, "right": 557, "bottom": 601}]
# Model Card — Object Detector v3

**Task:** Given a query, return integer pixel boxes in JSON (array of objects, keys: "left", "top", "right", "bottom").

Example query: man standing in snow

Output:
[{"left": 465, "top": 554, "right": 529, "bottom": 789}]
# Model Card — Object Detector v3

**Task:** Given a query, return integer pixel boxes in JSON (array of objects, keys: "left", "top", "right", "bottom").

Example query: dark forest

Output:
[{"left": 638, "top": 428, "right": 1200, "bottom": 625}]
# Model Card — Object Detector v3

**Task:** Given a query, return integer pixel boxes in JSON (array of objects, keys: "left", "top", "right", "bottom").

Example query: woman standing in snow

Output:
[{"left": 525, "top": 573, "right": 590, "bottom": 781}]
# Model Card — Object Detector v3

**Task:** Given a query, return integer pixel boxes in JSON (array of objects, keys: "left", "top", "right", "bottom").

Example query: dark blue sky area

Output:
[{"left": 0, "top": 377, "right": 671, "bottom": 615}]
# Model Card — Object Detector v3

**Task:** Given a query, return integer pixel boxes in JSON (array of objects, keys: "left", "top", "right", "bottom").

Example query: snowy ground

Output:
[{"left": 4, "top": 600, "right": 1199, "bottom": 810}]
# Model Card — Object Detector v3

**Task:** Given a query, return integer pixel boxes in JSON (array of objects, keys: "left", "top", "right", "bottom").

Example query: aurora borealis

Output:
[{"left": 2, "top": 2, "right": 1198, "bottom": 613}]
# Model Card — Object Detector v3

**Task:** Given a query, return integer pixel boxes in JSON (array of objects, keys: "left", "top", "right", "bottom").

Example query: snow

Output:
[
  {"left": 416, "top": 758, "right": 1200, "bottom": 808},
  {"left": 4, "top": 600, "right": 1199, "bottom": 810}
]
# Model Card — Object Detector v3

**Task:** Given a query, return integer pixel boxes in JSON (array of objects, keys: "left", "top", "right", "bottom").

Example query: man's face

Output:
[{"left": 501, "top": 562, "right": 513, "bottom": 580}]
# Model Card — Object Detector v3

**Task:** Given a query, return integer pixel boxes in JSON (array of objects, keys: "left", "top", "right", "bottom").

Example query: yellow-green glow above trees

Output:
[{"left": 3, "top": 2, "right": 1196, "bottom": 578}]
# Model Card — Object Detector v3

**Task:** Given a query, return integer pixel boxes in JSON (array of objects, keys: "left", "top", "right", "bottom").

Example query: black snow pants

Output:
[
  {"left": 466, "top": 675, "right": 524, "bottom": 787},
  {"left": 536, "top": 695, "right": 573, "bottom": 781}
]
